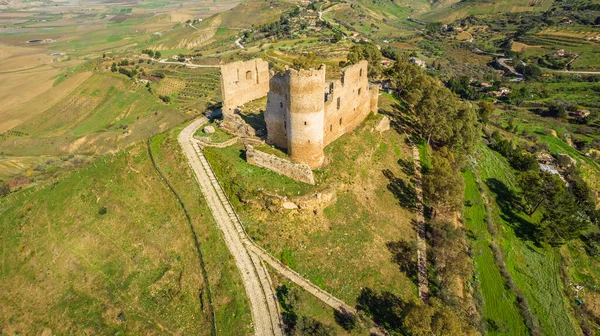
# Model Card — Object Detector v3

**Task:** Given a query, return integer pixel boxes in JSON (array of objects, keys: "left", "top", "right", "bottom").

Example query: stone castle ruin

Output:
[{"left": 220, "top": 58, "right": 379, "bottom": 174}]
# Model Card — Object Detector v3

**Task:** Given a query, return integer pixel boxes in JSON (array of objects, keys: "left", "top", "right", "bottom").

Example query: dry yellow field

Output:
[
  {"left": 0, "top": 44, "right": 90, "bottom": 133},
  {"left": 511, "top": 41, "right": 543, "bottom": 52},
  {"left": 540, "top": 27, "right": 600, "bottom": 40},
  {"left": 456, "top": 31, "right": 473, "bottom": 41}
]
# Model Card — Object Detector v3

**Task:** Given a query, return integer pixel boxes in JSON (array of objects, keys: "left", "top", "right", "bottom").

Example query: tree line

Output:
[{"left": 347, "top": 43, "right": 481, "bottom": 335}]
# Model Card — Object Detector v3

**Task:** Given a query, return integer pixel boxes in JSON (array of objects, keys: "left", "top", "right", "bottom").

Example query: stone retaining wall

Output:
[
  {"left": 196, "top": 137, "right": 238, "bottom": 148},
  {"left": 245, "top": 145, "right": 315, "bottom": 185}
]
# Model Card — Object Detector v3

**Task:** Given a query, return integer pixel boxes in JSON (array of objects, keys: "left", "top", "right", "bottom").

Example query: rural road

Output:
[
  {"left": 553, "top": 70, "right": 600, "bottom": 75},
  {"left": 179, "top": 118, "right": 283, "bottom": 336},
  {"left": 158, "top": 59, "right": 219, "bottom": 68},
  {"left": 235, "top": 37, "right": 245, "bottom": 49},
  {"left": 318, "top": 4, "right": 347, "bottom": 38},
  {"left": 472, "top": 46, "right": 504, "bottom": 57},
  {"left": 497, "top": 58, "right": 524, "bottom": 78},
  {"left": 178, "top": 118, "right": 358, "bottom": 335}
]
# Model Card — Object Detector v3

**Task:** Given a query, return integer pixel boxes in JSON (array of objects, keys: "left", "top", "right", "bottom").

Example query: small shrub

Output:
[
  {"left": 279, "top": 249, "right": 297, "bottom": 268},
  {"left": 98, "top": 206, "right": 108, "bottom": 215},
  {"left": 0, "top": 182, "right": 10, "bottom": 197},
  {"left": 295, "top": 316, "right": 335, "bottom": 336}
]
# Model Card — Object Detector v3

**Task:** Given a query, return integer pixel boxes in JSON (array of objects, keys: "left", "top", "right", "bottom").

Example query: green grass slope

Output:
[
  {"left": 0, "top": 72, "right": 187, "bottom": 156},
  {"left": 415, "top": 0, "right": 554, "bottom": 23},
  {"left": 0, "top": 127, "right": 252, "bottom": 335},
  {"left": 149, "top": 126, "right": 253, "bottom": 335},
  {"left": 463, "top": 169, "right": 528, "bottom": 335},
  {"left": 205, "top": 111, "right": 418, "bottom": 306},
  {"left": 471, "top": 143, "right": 580, "bottom": 335}
]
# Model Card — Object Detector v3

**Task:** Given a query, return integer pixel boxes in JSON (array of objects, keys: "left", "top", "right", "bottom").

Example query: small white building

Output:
[{"left": 409, "top": 57, "right": 426, "bottom": 68}]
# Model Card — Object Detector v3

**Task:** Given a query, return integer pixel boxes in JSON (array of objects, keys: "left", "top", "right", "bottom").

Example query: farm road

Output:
[
  {"left": 235, "top": 37, "right": 245, "bottom": 49},
  {"left": 157, "top": 59, "right": 219, "bottom": 68},
  {"left": 410, "top": 143, "right": 429, "bottom": 301},
  {"left": 178, "top": 118, "right": 357, "bottom": 335},
  {"left": 179, "top": 118, "right": 282, "bottom": 336}
]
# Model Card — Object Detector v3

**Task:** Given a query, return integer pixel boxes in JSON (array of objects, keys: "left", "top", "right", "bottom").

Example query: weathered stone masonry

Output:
[
  {"left": 265, "top": 60, "right": 378, "bottom": 168},
  {"left": 246, "top": 145, "right": 315, "bottom": 185},
  {"left": 220, "top": 58, "right": 270, "bottom": 110},
  {"left": 220, "top": 58, "right": 379, "bottom": 171}
]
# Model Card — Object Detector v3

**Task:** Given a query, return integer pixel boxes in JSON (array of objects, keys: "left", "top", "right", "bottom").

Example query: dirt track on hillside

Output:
[{"left": 178, "top": 118, "right": 362, "bottom": 335}]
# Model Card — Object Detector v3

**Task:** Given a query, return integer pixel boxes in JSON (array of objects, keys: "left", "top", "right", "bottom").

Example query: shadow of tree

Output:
[
  {"left": 356, "top": 287, "right": 413, "bottom": 333},
  {"left": 386, "top": 240, "right": 417, "bottom": 286},
  {"left": 580, "top": 233, "right": 600, "bottom": 257},
  {"left": 486, "top": 178, "right": 539, "bottom": 244},
  {"left": 333, "top": 308, "right": 357, "bottom": 331},
  {"left": 397, "top": 157, "right": 415, "bottom": 178},
  {"left": 380, "top": 101, "right": 413, "bottom": 128},
  {"left": 383, "top": 169, "right": 417, "bottom": 211}
]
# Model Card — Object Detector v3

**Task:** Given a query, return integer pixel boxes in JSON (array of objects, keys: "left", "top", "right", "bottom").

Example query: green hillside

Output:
[{"left": 0, "top": 127, "right": 252, "bottom": 335}]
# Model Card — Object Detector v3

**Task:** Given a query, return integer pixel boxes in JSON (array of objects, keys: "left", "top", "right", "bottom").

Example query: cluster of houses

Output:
[
  {"left": 476, "top": 82, "right": 511, "bottom": 97},
  {"left": 349, "top": 31, "right": 370, "bottom": 43},
  {"left": 379, "top": 57, "right": 426, "bottom": 69},
  {"left": 556, "top": 49, "right": 576, "bottom": 57}
]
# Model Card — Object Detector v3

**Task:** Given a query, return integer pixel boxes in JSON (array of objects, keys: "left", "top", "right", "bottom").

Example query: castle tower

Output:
[{"left": 286, "top": 66, "right": 326, "bottom": 168}]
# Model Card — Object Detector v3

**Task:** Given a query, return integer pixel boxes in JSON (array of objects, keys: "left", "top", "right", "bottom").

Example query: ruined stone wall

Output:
[
  {"left": 323, "top": 60, "right": 372, "bottom": 146},
  {"left": 369, "top": 84, "right": 380, "bottom": 113},
  {"left": 264, "top": 60, "right": 378, "bottom": 169},
  {"left": 265, "top": 74, "right": 289, "bottom": 149},
  {"left": 245, "top": 145, "right": 315, "bottom": 184},
  {"left": 221, "top": 58, "right": 379, "bottom": 170},
  {"left": 220, "top": 58, "right": 270, "bottom": 109}
]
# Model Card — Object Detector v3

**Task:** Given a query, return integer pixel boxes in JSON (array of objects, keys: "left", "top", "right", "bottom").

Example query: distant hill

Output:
[{"left": 414, "top": 0, "right": 554, "bottom": 22}]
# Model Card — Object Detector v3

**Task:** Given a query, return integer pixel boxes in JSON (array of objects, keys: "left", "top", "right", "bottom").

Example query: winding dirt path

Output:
[
  {"left": 410, "top": 144, "right": 429, "bottom": 301},
  {"left": 179, "top": 118, "right": 283, "bottom": 336},
  {"left": 178, "top": 118, "right": 358, "bottom": 334},
  {"left": 157, "top": 59, "right": 219, "bottom": 68}
]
